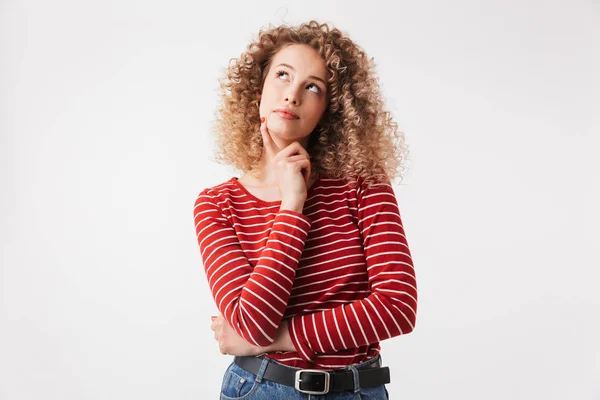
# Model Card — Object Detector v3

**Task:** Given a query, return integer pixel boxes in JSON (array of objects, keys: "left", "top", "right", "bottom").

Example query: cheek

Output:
[
  {"left": 259, "top": 86, "right": 274, "bottom": 112},
  {"left": 260, "top": 81, "right": 276, "bottom": 98}
]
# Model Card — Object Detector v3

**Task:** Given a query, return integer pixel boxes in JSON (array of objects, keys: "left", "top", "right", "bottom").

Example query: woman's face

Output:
[{"left": 259, "top": 44, "right": 329, "bottom": 147}]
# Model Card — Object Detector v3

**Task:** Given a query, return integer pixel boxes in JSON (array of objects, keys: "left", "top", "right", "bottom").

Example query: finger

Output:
[
  {"left": 275, "top": 155, "right": 308, "bottom": 176},
  {"left": 279, "top": 154, "right": 309, "bottom": 164},
  {"left": 305, "top": 163, "right": 311, "bottom": 184},
  {"left": 290, "top": 159, "right": 311, "bottom": 183},
  {"left": 260, "top": 116, "right": 279, "bottom": 156},
  {"left": 211, "top": 318, "right": 220, "bottom": 331},
  {"left": 219, "top": 345, "right": 227, "bottom": 355},
  {"left": 274, "top": 141, "right": 310, "bottom": 161}
]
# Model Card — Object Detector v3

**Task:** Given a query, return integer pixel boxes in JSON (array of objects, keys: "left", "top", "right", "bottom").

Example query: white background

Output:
[{"left": 1, "top": 0, "right": 599, "bottom": 399}]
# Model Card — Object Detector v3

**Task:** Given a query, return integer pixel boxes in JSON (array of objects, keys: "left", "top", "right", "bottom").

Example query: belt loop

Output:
[
  {"left": 255, "top": 356, "right": 270, "bottom": 383},
  {"left": 347, "top": 365, "right": 360, "bottom": 393}
]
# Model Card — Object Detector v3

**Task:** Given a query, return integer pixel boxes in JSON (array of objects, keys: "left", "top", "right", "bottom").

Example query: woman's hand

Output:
[
  {"left": 210, "top": 315, "right": 264, "bottom": 356},
  {"left": 260, "top": 117, "right": 311, "bottom": 210},
  {"left": 210, "top": 314, "right": 296, "bottom": 356}
]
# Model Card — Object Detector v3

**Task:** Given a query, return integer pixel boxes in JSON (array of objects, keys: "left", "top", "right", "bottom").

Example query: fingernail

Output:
[
  {"left": 261, "top": 117, "right": 265, "bottom": 123},
  {"left": 211, "top": 315, "right": 217, "bottom": 319}
]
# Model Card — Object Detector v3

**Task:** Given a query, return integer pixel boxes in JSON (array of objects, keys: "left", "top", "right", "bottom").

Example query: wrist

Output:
[
  {"left": 280, "top": 200, "right": 305, "bottom": 213},
  {"left": 258, "top": 320, "right": 295, "bottom": 353}
]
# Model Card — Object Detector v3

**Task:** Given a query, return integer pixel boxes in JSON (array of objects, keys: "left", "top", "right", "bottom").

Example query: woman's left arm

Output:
[
  {"left": 212, "top": 178, "right": 417, "bottom": 360},
  {"left": 285, "top": 177, "right": 417, "bottom": 362},
  {"left": 211, "top": 315, "right": 295, "bottom": 356}
]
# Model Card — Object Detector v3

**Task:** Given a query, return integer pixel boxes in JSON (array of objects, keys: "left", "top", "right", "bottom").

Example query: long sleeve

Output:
[
  {"left": 287, "top": 178, "right": 417, "bottom": 362},
  {"left": 194, "top": 190, "right": 312, "bottom": 347}
]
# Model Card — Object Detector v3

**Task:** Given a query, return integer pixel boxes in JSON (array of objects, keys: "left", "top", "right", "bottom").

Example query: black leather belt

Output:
[{"left": 233, "top": 355, "right": 390, "bottom": 395}]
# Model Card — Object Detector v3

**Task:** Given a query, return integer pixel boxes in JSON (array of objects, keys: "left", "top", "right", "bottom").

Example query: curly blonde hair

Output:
[{"left": 211, "top": 20, "right": 408, "bottom": 188}]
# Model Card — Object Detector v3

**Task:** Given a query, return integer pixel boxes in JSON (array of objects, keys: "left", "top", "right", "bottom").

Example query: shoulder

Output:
[
  {"left": 310, "top": 174, "right": 359, "bottom": 201},
  {"left": 342, "top": 174, "right": 398, "bottom": 209},
  {"left": 318, "top": 174, "right": 360, "bottom": 189},
  {"left": 313, "top": 174, "right": 388, "bottom": 199},
  {"left": 193, "top": 177, "right": 239, "bottom": 211},
  {"left": 318, "top": 174, "right": 391, "bottom": 194}
]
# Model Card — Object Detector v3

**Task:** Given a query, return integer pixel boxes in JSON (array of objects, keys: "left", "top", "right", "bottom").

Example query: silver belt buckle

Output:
[{"left": 294, "top": 369, "right": 330, "bottom": 395}]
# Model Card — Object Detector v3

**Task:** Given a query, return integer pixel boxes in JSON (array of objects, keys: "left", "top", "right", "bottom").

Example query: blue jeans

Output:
[{"left": 219, "top": 355, "right": 390, "bottom": 399}]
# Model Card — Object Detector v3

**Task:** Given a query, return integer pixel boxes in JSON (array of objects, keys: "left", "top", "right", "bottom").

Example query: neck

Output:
[
  {"left": 251, "top": 136, "right": 314, "bottom": 185},
  {"left": 250, "top": 157, "right": 318, "bottom": 186}
]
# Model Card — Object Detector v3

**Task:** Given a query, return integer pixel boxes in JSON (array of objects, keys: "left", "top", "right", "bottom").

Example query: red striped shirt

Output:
[{"left": 193, "top": 174, "right": 417, "bottom": 369}]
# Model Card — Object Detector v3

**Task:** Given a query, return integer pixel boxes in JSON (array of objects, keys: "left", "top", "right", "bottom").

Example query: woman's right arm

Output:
[{"left": 194, "top": 190, "right": 311, "bottom": 347}]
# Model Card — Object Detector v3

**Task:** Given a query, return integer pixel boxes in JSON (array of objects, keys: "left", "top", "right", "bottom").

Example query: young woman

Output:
[{"left": 194, "top": 20, "right": 417, "bottom": 399}]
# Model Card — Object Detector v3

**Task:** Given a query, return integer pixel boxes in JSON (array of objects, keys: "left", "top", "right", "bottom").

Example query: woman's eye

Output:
[
  {"left": 276, "top": 70, "right": 321, "bottom": 93},
  {"left": 308, "top": 84, "right": 321, "bottom": 93},
  {"left": 276, "top": 70, "right": 289, "bottom": 79}
]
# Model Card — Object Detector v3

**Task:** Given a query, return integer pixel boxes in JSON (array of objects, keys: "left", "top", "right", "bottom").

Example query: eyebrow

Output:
[{"left": 275, "top": 63, "right": 328, "bottom": 87}]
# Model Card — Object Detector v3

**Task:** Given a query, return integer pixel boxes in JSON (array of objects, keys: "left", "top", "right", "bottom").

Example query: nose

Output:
[
  {"left": 284, "top": 94, "right": 298, "bottom": 105},
  {"left": 285, "top": 85, "right": 301, "bottom": 105}
]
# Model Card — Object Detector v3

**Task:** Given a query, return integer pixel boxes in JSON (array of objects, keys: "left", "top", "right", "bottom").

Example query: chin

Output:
[
  {"left": 270, "top": 126, "right": 307, "bottom": 140},
  {"left": 277, "top": 133, "right": 309, "bottom": 143}
]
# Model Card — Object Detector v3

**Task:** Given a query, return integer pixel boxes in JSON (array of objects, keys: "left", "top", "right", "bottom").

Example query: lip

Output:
[{"left": 273, "top": 108, "right": 299, "bottom": 119}]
